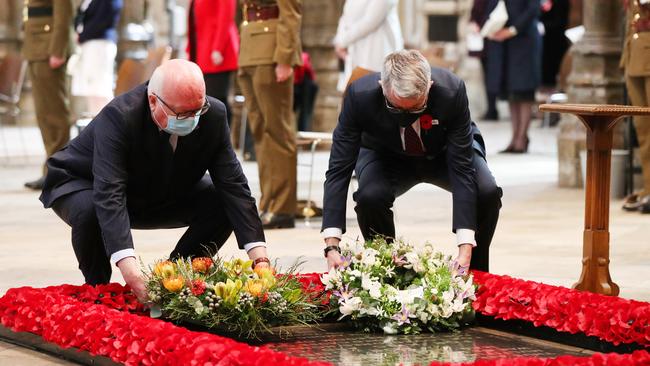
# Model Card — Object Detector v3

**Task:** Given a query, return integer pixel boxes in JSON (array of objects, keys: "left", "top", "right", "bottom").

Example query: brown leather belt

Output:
[
  {"left": 634, "top": 18, "right": 650, "bottom": 32},
  {"left": 244, "top": 5, "right": 279, "bottom": 22}
]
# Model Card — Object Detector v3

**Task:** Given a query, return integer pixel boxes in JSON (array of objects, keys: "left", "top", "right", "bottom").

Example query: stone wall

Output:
[
  {"left": 301, "top": 0, "right": 344, "bottom": 132},
  {"left": 557, "top": 0, "right": 625, "bottom": 188}
]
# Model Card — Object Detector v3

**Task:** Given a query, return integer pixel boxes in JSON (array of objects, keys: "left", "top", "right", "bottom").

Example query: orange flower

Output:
[
  {"left": 153, "top": 260, "right": 176, "bottom": 278},
  {"left": 192, "top": 257, "right": 213, "bottom": 274},
  {"left": 244, "top": 279, "right": 265, "bottom": 297},
  {"left": 162, "top": 276, "right": 184, "bottom": 292}
]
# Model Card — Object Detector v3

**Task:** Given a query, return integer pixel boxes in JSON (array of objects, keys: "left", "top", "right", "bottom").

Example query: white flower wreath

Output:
[{"left": 322, "top": 237, "right": 476, "bottom": 334}]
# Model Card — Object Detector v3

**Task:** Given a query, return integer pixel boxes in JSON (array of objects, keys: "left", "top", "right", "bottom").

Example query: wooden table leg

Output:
[{"left": 573, "top": 115, "right": 620, "bottom": 296}]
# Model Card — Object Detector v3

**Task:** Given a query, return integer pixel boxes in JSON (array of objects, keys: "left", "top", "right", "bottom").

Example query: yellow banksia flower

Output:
[{"left": 162, "top": 276, "right": 184, "bottom": 292}]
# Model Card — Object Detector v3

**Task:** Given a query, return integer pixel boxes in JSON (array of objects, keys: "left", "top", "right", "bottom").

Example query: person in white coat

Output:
[{"left": 334, "top": 0, "right": 404, "bottom": 91}]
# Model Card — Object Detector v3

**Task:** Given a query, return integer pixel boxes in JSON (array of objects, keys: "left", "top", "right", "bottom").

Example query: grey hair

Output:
[{"left": 381, "top": 50, "right": 431, "bottom": 99}]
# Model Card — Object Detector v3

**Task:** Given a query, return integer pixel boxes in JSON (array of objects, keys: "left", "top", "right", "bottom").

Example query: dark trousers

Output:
[
  {"left": 352, "top": 148, "right": 502, "bottom": 272},
  {"left": 480, "top": 57, "right": 498, "bottom": 119},
  {"left": 52, "top": 178, "right": 233, "bottom": 285},
  {"left": 293, "top": 77, "right": 319, "bottom": 132},
  {"left": 204, "top": 71, "right": 233, "bottom": 126}
]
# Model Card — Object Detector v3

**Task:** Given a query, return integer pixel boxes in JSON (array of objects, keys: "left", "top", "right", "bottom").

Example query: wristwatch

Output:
[{"left": 324, "top": 245, "right": 341, "bottom": 258}]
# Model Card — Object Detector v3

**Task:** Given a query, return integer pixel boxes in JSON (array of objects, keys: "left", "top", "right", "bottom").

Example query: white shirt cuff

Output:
[
  {"left": 111, "top": 248, "right": 136, "bottom": 266},
  {"left": 322, "top": 227, "right": 343, "bottom": 240},
  {"left": 456, "top": 229, "right": 477, "bottom": 247},
  {"left": 244, "top": 242, "right": 266, "bottom": 252}
]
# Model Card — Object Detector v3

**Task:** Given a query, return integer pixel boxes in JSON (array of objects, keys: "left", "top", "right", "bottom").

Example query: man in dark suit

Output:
[
  {"left": 322, "top": 50, "right": 502, "bottom": 272},
  {"left": 40, "top": 60, "right": 270, "bottom": 302}
]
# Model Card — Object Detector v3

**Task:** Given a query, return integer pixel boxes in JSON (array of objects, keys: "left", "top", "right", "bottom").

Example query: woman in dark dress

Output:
[
  {"left": 540, "top": 0, "right": 570, "bottom": 90},
  {"left": 485, "top": 0, "right": 542, "bottom": 153}
]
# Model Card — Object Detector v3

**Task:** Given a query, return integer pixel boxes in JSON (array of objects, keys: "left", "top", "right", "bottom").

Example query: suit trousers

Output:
[
  {"left": 51, "top": 177, "right": 233, "bottom": 285},
  {"left": 237, "top": 65, "right": 297, "bottom": 215},
  {"left": 626, "top": 75, "right": 650, "bottom": 196},
  {"left": 352, "top": 148, "right": 502, "bottom": 272},
  {"left": 29, "top": 60, "right": 71, "bottom": 175},
  {"left": 204, "top": 71, "right": 233, "bottom": 126}
]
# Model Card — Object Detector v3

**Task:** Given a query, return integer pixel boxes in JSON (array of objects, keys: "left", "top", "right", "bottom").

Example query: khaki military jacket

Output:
[
  {"left": 238, "top": 0, "right": 303, "bottom": 67},
  {"left": 22, "top": 0, "right": 74, "bottom": 62},
  {"left": 621, "top": 0, "right": 650, "bottom": 76}
]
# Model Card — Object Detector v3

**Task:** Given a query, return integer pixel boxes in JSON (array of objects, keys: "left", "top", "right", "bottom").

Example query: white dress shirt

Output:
[{"left": 323, "top": 118, "right": 477, "bottom": 247}]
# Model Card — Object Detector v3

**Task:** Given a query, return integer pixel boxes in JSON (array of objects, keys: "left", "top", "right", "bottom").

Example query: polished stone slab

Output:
[{"left": 266, "top": 326, "right": 592, "bottom": 365}]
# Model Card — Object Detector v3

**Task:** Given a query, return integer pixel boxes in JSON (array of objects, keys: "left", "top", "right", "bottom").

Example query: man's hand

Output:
[
  {"left": 325, "top": 237, "right": 343, "bottom": 270},
  {"left": 247, "top": 246, "right": 271, "bottom": 269},
  {"left": 49, "top": 55, "right": 66, "bottom": 69},
  {"left": 117, "top": 256, "right": 148, "bottom": 303},
  {"left": 489, "top": 27, "right": 515, "bottom": 42},
  {"left": 454, "top": 244, "right": 473, "bottom": 275},
  {"left": 211, "top": 50, "right": 223, "bottom": 66},
  {"left": 275, "top": 63, "right": 293, "bottom": 82},
  {"left": 334, "top": 45, "right": 348, "bottom": 60}
]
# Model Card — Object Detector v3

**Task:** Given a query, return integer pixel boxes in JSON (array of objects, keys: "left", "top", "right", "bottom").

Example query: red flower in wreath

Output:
[
  {"left": 420, "top": 114, "right": 434, "bottom": 130},
  {"left": 191, "top": 279, "right": 207, "bottom": 296}
]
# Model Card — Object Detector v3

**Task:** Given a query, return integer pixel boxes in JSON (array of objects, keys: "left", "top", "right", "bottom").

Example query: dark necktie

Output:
[{"left": 404, "top": 125, "right": 424, "bottom": 156}]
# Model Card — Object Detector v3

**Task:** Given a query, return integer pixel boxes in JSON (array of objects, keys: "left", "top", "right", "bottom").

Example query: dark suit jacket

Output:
[
  {"left": 40, "top": 83, "right": 265, "bottom": 256},
  {"left": 322, "top": 68, "right": 485, "bottom": 234},
  {"left": 75, "top": 0, "right": 122, "bottom": 43}
]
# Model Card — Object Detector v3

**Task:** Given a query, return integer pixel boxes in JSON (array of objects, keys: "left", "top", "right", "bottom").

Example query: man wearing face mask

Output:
[
  {"left": 322, "top": 50, "right": 502, "bottom": 272},
  {"left": 39, "top": 59, "right": 270, "bottom": 303}
]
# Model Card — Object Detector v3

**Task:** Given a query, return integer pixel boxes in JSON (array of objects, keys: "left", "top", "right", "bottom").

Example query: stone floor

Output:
[{"left": 1, "top": 119, "right": 649, "bottom": 364}]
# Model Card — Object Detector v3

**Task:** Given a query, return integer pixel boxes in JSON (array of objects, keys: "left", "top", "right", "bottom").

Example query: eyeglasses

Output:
[
  {"left": 153, "top": 93, "right": 210, "bottom": 120},
  {"left": 384, "top": 96, "right": 427, "bottom": 114}
]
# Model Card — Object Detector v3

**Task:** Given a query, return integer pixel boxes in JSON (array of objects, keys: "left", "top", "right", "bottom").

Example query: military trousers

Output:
[
  {"left": 29, "top": 60, "right": 71, "bottom": 175},
  {"left": 627, "top": 74, "right": 650, "bottom": 196},
  {"left": 237, "top": 65, "right": 297, "bottom": 215}
]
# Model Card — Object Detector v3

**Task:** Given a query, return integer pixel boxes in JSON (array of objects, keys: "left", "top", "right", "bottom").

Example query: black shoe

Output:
[
  {"left": 24, "top": 176, "right": 45, "bottom": 190},
  {"left": 260, "top": 212, "right": 295, "bottom": 229}
]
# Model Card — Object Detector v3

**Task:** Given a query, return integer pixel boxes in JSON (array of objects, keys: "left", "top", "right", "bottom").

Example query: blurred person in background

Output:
[
  {"left": 484, "top": 0, "right": 541, "bottom": 154},
  {"left": 71, "top": 0, "right": 123, "bottom": 115},
  {"left": 621, "top": 0, "right": 650, "bottom": 213},
  {"left": 238, "top": 0, "right": 303, "bottom": 229},
  {"left": 293, "top": 51, "right": 318, "bottom": 132},
  {"left": 539, "top": 0, "right": 570, "bottom": 93},
  {"left": 187, "top": 0, "right": 239, "bottom": 125},
  {"left": 23, "top": 0, "right": 74, "bottom": 190},
  {"left": 334, "top": 0, "right": 404, "bottom": 91},
  {"left": 469, "top": 0, "right": 499, "bottom": 121}
]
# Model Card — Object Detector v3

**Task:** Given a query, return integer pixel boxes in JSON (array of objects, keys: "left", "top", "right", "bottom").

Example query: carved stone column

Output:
[
  {"left": 557, "top": 1, "right": 625, "bottom": 187},
  {"left": 0, "top": 0, "right": 24, "bottom": 125},
  {"left": 117, "top": 0, "right": 151, "bottom": 62},
  {"left": 301, "top": 0, "right": 344, "bottom": 132}
]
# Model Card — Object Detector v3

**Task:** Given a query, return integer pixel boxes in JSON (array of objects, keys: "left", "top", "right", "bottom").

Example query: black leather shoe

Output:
[
  {"left": 622, "top": 193, "right": 650, "bottom": 213},
  {"left": 24, "top": 176, "right": 45, "bottom": 190},
  {"left": 260, "top": 212, "right": 295, "bottom": 229}
]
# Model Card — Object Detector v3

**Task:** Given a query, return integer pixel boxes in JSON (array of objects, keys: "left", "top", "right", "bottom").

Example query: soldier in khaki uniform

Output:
[
  {"left": 22, "top": 0, "right": 74, "bottom": 190},
  {"left": 622, "top": 0, "right": 650, "bottom": 213},
  {"left": 238, "top": 0, "right": 302, "bottom": 228}
]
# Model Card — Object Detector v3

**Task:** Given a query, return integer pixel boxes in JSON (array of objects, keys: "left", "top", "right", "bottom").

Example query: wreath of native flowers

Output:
[
  {"left": 145, "top": 257, "right": 322, "bottom": 339},
  {"left": 321, "top": 237, "right": 476, "bottom": 334}
]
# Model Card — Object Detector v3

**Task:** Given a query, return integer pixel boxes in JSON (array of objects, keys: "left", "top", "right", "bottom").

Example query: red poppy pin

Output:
[{"left": 420, "top": 114, "right": 436, "bottom": 130}]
